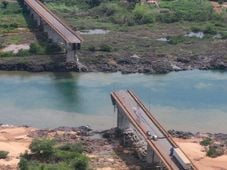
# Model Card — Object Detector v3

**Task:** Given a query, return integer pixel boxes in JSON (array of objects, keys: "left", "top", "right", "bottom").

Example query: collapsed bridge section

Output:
[
  {"left": 24, "top": 0, "right": 83, "bottom": 63},
  {"left": 111, "top": 90, "right": 198, "bottom": 170}
]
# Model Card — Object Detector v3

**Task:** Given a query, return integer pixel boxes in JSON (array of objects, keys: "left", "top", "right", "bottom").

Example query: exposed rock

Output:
[
  {"left": 0, "top": 52, "right": 227, "bottom": 74},
  {"left": 168, "top": 129, "right": 194, "bottom": 139}
]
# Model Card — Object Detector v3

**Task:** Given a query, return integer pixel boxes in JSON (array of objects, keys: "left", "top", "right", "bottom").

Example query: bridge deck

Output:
[
  {"left": 111, "top": 90, "right": 197, "bottom": 170},
  {"left": 24, "top": 0, "right": 82, "bottom": 44}
]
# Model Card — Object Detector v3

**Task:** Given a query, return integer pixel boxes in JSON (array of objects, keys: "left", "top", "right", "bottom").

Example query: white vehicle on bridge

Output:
[
  {"left": 171, "top": 147, "right": 192, "bottom": 170},
  {"left": 146, "top": 131, "right": 158, "bottom": 141}
]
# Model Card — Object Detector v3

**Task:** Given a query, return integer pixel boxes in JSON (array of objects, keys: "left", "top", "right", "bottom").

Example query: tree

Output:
[
  {"left": 86, "top": 0, "right": 101, "bottom": 8},
  {"left": 2, "top": 1, "right": 9, "bottom": 9},
  {"left": 29, "top": 138, "right": 55, "bottom": 159},
  {"left": 70, "top": 156, "right": 88, "bottom": 170}
]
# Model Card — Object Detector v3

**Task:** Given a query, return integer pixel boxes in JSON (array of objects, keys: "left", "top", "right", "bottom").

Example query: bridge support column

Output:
[
  {"left": 33, "top": 12, "right": 41, "bottom": 26},
  {"left": 66, "top": 43, "right": 78, "bottom": 63},
  {"left": 117, "top": 107, "right": 130, "bottom": 130},
  {"left": 147, "top": 145, "right": 161, "bottom": 165}
]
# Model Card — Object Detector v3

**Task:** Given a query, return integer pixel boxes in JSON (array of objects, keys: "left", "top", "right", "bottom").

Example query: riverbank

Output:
[
  {"left": 1, "top": 0, "right": 227, "bottom": 74},
  {"left": 0, "top": 125, "right": 227, "bottom": 170},
  {"left": 0, "top": 53, "right": 226, "bottom": 74}
]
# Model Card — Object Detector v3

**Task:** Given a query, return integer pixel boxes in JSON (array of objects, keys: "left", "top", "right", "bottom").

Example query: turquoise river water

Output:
[{"left": 0, "top": 70, "right": 226, "bottom": 133}]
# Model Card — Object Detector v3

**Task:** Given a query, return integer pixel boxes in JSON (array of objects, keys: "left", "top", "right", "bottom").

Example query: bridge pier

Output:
[
  {"left": 146, "top": 145, "right": 162, "bottom": 165},
  {"left": 116, "top": 107, "right": 130, "bottom": 130}
]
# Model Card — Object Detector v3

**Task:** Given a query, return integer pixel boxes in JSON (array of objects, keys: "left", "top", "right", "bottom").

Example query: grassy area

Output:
[
  {"left": 0, "top": 0, "right": 63, "bottom": 57},
  {"left": 19, "top": 138, "right": 88, "bottom": 170},
  {"left": 0, "top": 0, "right": 227, "bottom": 62},
  {"left": 44, "top": 0, "right": 227, "bottom": 28},
  {"left": 42, "top": 0, "right": 227, "bottom": 59},
  {"left": 0, "top": 0, "right": 28, "bottom": 34}
]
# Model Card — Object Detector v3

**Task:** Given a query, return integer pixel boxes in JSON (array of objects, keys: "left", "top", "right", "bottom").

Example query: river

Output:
[{"left": 0, "top": 70, "right": 226, "bottom": 133}]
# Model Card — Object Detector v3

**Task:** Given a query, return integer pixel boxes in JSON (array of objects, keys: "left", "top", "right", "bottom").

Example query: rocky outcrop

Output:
[{"left": 0, "top": 53, "right": 226, "bottom": 74}]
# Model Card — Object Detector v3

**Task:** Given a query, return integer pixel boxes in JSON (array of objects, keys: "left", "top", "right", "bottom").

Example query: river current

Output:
[{"left": 0, "top": 70, "right": 226, "bottom": 133}]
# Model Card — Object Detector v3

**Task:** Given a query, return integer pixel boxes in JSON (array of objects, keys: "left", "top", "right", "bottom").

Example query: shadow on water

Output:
[{"left": 51, "top": 72, "right": 81, "bottom": 112}]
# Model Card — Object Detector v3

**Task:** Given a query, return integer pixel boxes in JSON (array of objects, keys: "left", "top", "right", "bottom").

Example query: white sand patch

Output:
[{"left": 1, "top": 44, "right": 30, "bottom": 54}]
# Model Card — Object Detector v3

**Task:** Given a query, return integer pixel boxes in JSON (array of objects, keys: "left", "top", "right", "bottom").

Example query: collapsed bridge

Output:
[
  {"left": 23, "top": 0, "right": 83, "bottom": 63},
  {"left": 111, "top": 90, "right": 198, "bottom": 170}
]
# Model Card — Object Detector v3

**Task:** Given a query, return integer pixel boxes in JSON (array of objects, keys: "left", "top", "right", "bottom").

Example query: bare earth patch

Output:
[
  {"left": 211, "top": 2, "right": 227, "bottom": 14},
  {"left": 175, "top": 137, "right": 227, "bottom": 170},
  {"left": 0, "top": 126, "right": 227, "bottom": 170},
  {"left": 0, "top": 126, "right": 35, "bottom": 170},
  {"left": 1, "top": 44, "right": 30, "bottom": 54}
]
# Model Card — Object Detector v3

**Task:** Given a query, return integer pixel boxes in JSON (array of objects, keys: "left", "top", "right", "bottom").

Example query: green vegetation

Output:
[
  {"left": 44, "top": 0, "right": 227, "bottom": 27},
  {"left": 200, "top": 138, "right": 212, "bottom": 146},
  {"left": 0, "top": 0, "right": 62, "bottom": 57},
  {"left": 0, "top": 150, "right": 9, "bottom": 159},
  {"left": 43, "top": 0, "right": 227, "bottom": 58},
  {"left": 0, "top": 1, "right": 28, "bottom": 34},
  {"left": 2, "top": 1, "right": 9, "bottom": 9},
  {"left": 19, "top": 138, "right": 88, "bottom": 170},
  {"left": 30, "top": 138, "right": 55, "bottom": 159},
  {"left": 159, "top": 0, "right": 215, "bottom": 22},
  {"left": 99, "top": 44, "right": 112, "bottom": 52},
  {"left": 0, "top": 0, "right": 227, "bottom": 61},
  {"left": 206, "top": 145, "right": 224, "bottom": 158}
]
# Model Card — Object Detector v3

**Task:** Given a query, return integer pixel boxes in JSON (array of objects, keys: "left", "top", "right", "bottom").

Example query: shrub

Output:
[
  {"left": 0, "top": 51, "right": 13, "bottom": 57},
  {"left": 29, "top": 138, "right": 55, "bottom": 159},
  {"left": 18, "top": 158, "right": 29, "bottom": 170},
  {"left": 0, "top": 151, "right": 9, "bottom": 159},
  {"left": 157, "top": 12, "right": 179, "bottom": 23},
  {"left": 86, "top": 0, "right": 101, "bottom": 8},
  {"left": 133, "top": 4, "right": 155, "bottom": 24},
  {"left": 29, "top": 43, "right": 45, "bottom": 54},
  {"left": 159, "top": 0, "right": 215, "bottom": 22},
  {"left": 54, "top": 150, "right": 81, "bottom": 161},
  {"left": 221, "top": 31, "right": 227, "bottom": 39},
  {"left": 167, "top": 36, "right": 186, "bottom": 45},
  {"left": 1, "top": 1, "right": 9, "bottom": 9},
  {"left": 87, "top": 45, "right": 96, "bottom": 51},
  {"left": 204, "top": 25, "right": 217, "bottom": 35},
  {"left": 206, "top": 146, "right": 223, "bottom": 158},
  {"left": 191, "top": 26, "right": 203, "bottom": 33},
  {"left": 17, "top": 49, "right": 30, "bottom": 57},
  {"left": 200, "top": 138, "right": 212, "bottom": 146},
  {"left": 46, "top": 43, "right": 62, "bottom": 54},
  {"left": 96, "top": 2, "right": 121, "bottom": 16},
  {"left": 99, "top": 44, "right": 112, "bottom": 52},
  {"left": 218, "top": 0, "right": 224, "bottom": 5},
  {"left": 58, "top": 143, "right": 84, "bottom": 154},
  {"left": 70, "top": 155, "right": 88, "bottom": 170},
  {"left": 111, "top": 13, "right": 135, "bottom": 26}
]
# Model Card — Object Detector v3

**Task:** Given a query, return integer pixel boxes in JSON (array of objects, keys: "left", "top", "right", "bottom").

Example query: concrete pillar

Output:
[
  {"left": 66, "top": 43, "right": 78, "bottom": 63},
  {"left": 146, "top": 145, "right": 161, "bottom": 164},
  {"left": 117, "top": 107, "right": 130, "bottom": 130},
  {"left": 33, "top": 12, "right": 41, "bottom": 26}
]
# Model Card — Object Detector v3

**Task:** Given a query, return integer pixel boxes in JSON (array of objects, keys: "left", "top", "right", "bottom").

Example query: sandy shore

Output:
[
  {"left": 0, "top": 126, "right": 226, "bottom": 170},
  {"left": 0, "top": 126, "right": 35, "bottom": 170},
  {"left": 174, "top": 138, "right": 227, "bottom": 170}
]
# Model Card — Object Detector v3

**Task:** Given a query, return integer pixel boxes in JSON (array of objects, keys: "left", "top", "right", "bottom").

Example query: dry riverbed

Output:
[{"left": 0, "top": 125, "right": 227, "bottom": 170}]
